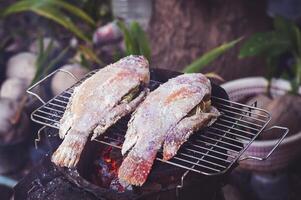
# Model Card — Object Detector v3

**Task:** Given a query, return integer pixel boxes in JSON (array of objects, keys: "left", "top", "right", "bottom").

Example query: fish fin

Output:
[
  {"left": 59, "top": 95, "right": 74, "bottom": 139},
  {"left": 163, "top": 112, "right": 219, "bottom": 160},
  {"left": 121, "top": 130, "right": 138, "bottom": 155},
  {"left": 59, "top": 117, "right": 72, "bottom": 139},
  {"left": 51, "top": 129, "right": 88, "bottom": 168},
  {"left": 207, "top": 106, "right": 220, "bottom": 126},
  {"left": 121, "top": 113, "right": 140, "bottom": 155},
  {"left": 91, "top": 88, "right": 148, "bottom": 141}
]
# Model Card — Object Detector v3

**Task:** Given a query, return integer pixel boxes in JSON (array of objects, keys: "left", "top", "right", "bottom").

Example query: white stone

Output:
[
  {"left": 51, "top": 64, "right": 89, "bottom": 96},
  {"left": 6, "top": 52, "right": 37, "bottom": 82},
  {"left": 0, "top": 78, "right": 29, "bottom": 101},
  {"left": 0, "top": 98, "right": 18, "bottom": 134}
]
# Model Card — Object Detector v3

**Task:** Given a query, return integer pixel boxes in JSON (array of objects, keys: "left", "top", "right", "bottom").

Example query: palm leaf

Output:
[
  {"left": 45, "top": 46, "right": 70, "bottom": 75},
  {"left": 35, "top": 35, "right": 45, "bottom": 69},
  {"left": 128, "top": 22, "right": 140, "bottom": 55},
  {"left": 117, "top": 20, "right": 134, "bottom": 55},
  {"left": 39, "top": 38, "right": 54, "bottom": 67},
  {"left": 274, "top": 15, "right": 299, "bottom": 41},
  {"left": 239, "top": 32, "right": 291, "bottom": 58},
  {"left": 130, "top": 22, "right": 151, "bottom": 60},
  {"left": 31, "top": 5, "right": 91, "bottom": 42},
  {"left": 292, "top": 25, "right": 301, "bottom": 56},
  {"left": 274, "top": 16, "right": 294, "bottom": 33},
  {"left": 2, "top": 0, "right": 42, "bottom": 16},
  {"left": 117, "top": 20, "right": 151, "bottom": 60},
  {"left": 48, "top": 0, "right": 95, "bottom": 27},
  {"left": 2, "top": 0, "right": 95, "bottom": 26},
  {"left": 32, "top": 37, "right": 52, "bottom": 85},
  {"left": 183, "top": 38, "right": 242, "bottom": 73},
  {"left": 78, "top": 45, "right": 103, "bottom": 65},
  {"left": 31, "top": 46, "right": 70, "bottom": 85},
  {"left": 2, "top": 0, "right": 91, "bottom": 43}
]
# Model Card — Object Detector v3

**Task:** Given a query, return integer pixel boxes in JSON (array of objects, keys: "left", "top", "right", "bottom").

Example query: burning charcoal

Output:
[
  {"left": 110, "top": 177, "right": 125, "bottom": 192},
  {"left": 99, "top": 159, "right": 115, "bottom": 187},
  {"left": 91, "top": 145, "right": 122, "bottom": 190},
  {"left": 108, "top": 146, "right": 123, "bottom": 164}
]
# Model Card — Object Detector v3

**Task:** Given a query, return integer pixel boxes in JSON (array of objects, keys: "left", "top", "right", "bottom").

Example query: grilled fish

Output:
[
  {"left": 118, "top": 73, "right": 220, "bottom": 186},
  {"left": 51, "top": 55, "right": 150, "bottom": 168}
]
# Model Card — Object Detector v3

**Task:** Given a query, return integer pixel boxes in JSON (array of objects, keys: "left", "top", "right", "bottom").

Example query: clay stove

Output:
[{"left": 14, "top": 126, "right": 225, "bottom": 200}]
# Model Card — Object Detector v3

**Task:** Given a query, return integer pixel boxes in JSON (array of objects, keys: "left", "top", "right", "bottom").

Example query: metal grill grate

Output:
[{"left": 30, "top": 70, "right": 273, "bottom": 176}]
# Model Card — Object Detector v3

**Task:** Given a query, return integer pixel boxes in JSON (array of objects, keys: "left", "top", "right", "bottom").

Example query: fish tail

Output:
[
  {"left": 51, "top": 129, "right": 88, "bottom": 168},
  {"left": 118, "top": 150, "right": 156, "bottom": 186}
]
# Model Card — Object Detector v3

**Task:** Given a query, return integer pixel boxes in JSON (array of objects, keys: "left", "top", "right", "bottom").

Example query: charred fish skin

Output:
[
  {"left": 118, "top": 73, "right": 219, "bottom": 186},
  {"left": 51, "top": 55, "right": 150, "bottom": 168}
]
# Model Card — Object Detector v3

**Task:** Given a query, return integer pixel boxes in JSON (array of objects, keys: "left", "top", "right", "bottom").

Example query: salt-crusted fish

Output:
[
  {"left": 118, "top": 73, "right": 219, "bottom": 186},
  {"left": 51, "top": 55, "right": 150, "bottom": 168}
]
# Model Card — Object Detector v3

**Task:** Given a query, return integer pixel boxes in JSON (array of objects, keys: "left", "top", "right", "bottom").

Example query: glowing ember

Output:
[{"left": 91, "top": 145, "right": 125, "bottom": 192}]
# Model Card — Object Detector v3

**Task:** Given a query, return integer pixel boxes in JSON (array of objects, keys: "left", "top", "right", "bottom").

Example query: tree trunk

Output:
[{"left": 148, "top": 0, "right": 272, "bottom": 81}]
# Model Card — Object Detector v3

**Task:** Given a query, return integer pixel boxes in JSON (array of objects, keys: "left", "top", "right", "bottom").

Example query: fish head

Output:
[{"left": 116, "top": 55, "right": 150, "bottom": 85}]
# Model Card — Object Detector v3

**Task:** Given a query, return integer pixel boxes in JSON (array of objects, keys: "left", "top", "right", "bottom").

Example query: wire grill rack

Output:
[{"left": 29, "top": 69, "right": 288, "bottom": 176}]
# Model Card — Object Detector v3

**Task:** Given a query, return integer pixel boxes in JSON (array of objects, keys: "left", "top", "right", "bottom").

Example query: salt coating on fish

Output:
[
  {"left": 118, "top": 73, "right": 220, "bottom": 186},
  {"left": 51, "top": 55, "right": 150, "bottom": 168}
]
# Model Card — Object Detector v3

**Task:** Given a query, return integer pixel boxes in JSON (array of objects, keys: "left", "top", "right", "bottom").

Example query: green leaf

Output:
[
  {"left": 2, "top": 0, "right": 42, "bottom": 16},
  {"left": 273, "top": 16, "right": 294, "bottom": 33},
  {"left": 48, "top": 0, "right": 95, "bottom": 27},
  {"left": 78, "top": 45, "right": 103, "bottom": 65},
  {"left": 31, "top": 46, "right": 70, "bottom": 85},
  {"left": 274, "top": 16, "right": 301, "bottom": 54},
  {"left": 239, "top": 32, "right": 291, "bottom": 58},
  {"left": 32, "top": 37, "right": 54, "bottom": 84},
  {"left": 40, "top": 39, "right": 54, "bottom": 65},
  {"left": 128, "top": 22, "right": 140, "bottom": 55},
  {"left": 45, "top": 46, "right": 69, "bottom": 75},
  {"left": 274, "top": 15, "right": 299, "bottom": 39},
  {"left": 292, "top": 25, "right": 301, "bottom": 56},
  {"left": 183, "top": 38, "right": 242, "bottom": 73},
  {"left": 35, "top": 37, "right": 55, "bottom": 75},
  {"left": 117, "top": 20, "right": 135, "bottom": 55},
  {"left": 79, "top": 53, "right": 91, "bottom": 70},
  {"left": 130, "top": 21, "right": 151, "bottom": 61},
  {"left": 2, "top": 0, "right": 92, "bottom": 43},
  {"left": 36, "top": 35, "right": 45, "bottom": 69},
  {"left": 117, "top": 20, "right": 152, "bottom": 60},
  {"left": 31, "top": 5, "right": 91, "bottom": 42}
]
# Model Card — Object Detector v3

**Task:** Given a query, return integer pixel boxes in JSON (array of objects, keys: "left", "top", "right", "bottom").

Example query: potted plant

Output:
[{"left": 222, "top": 16, "right": 301, "bottom": 172}]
